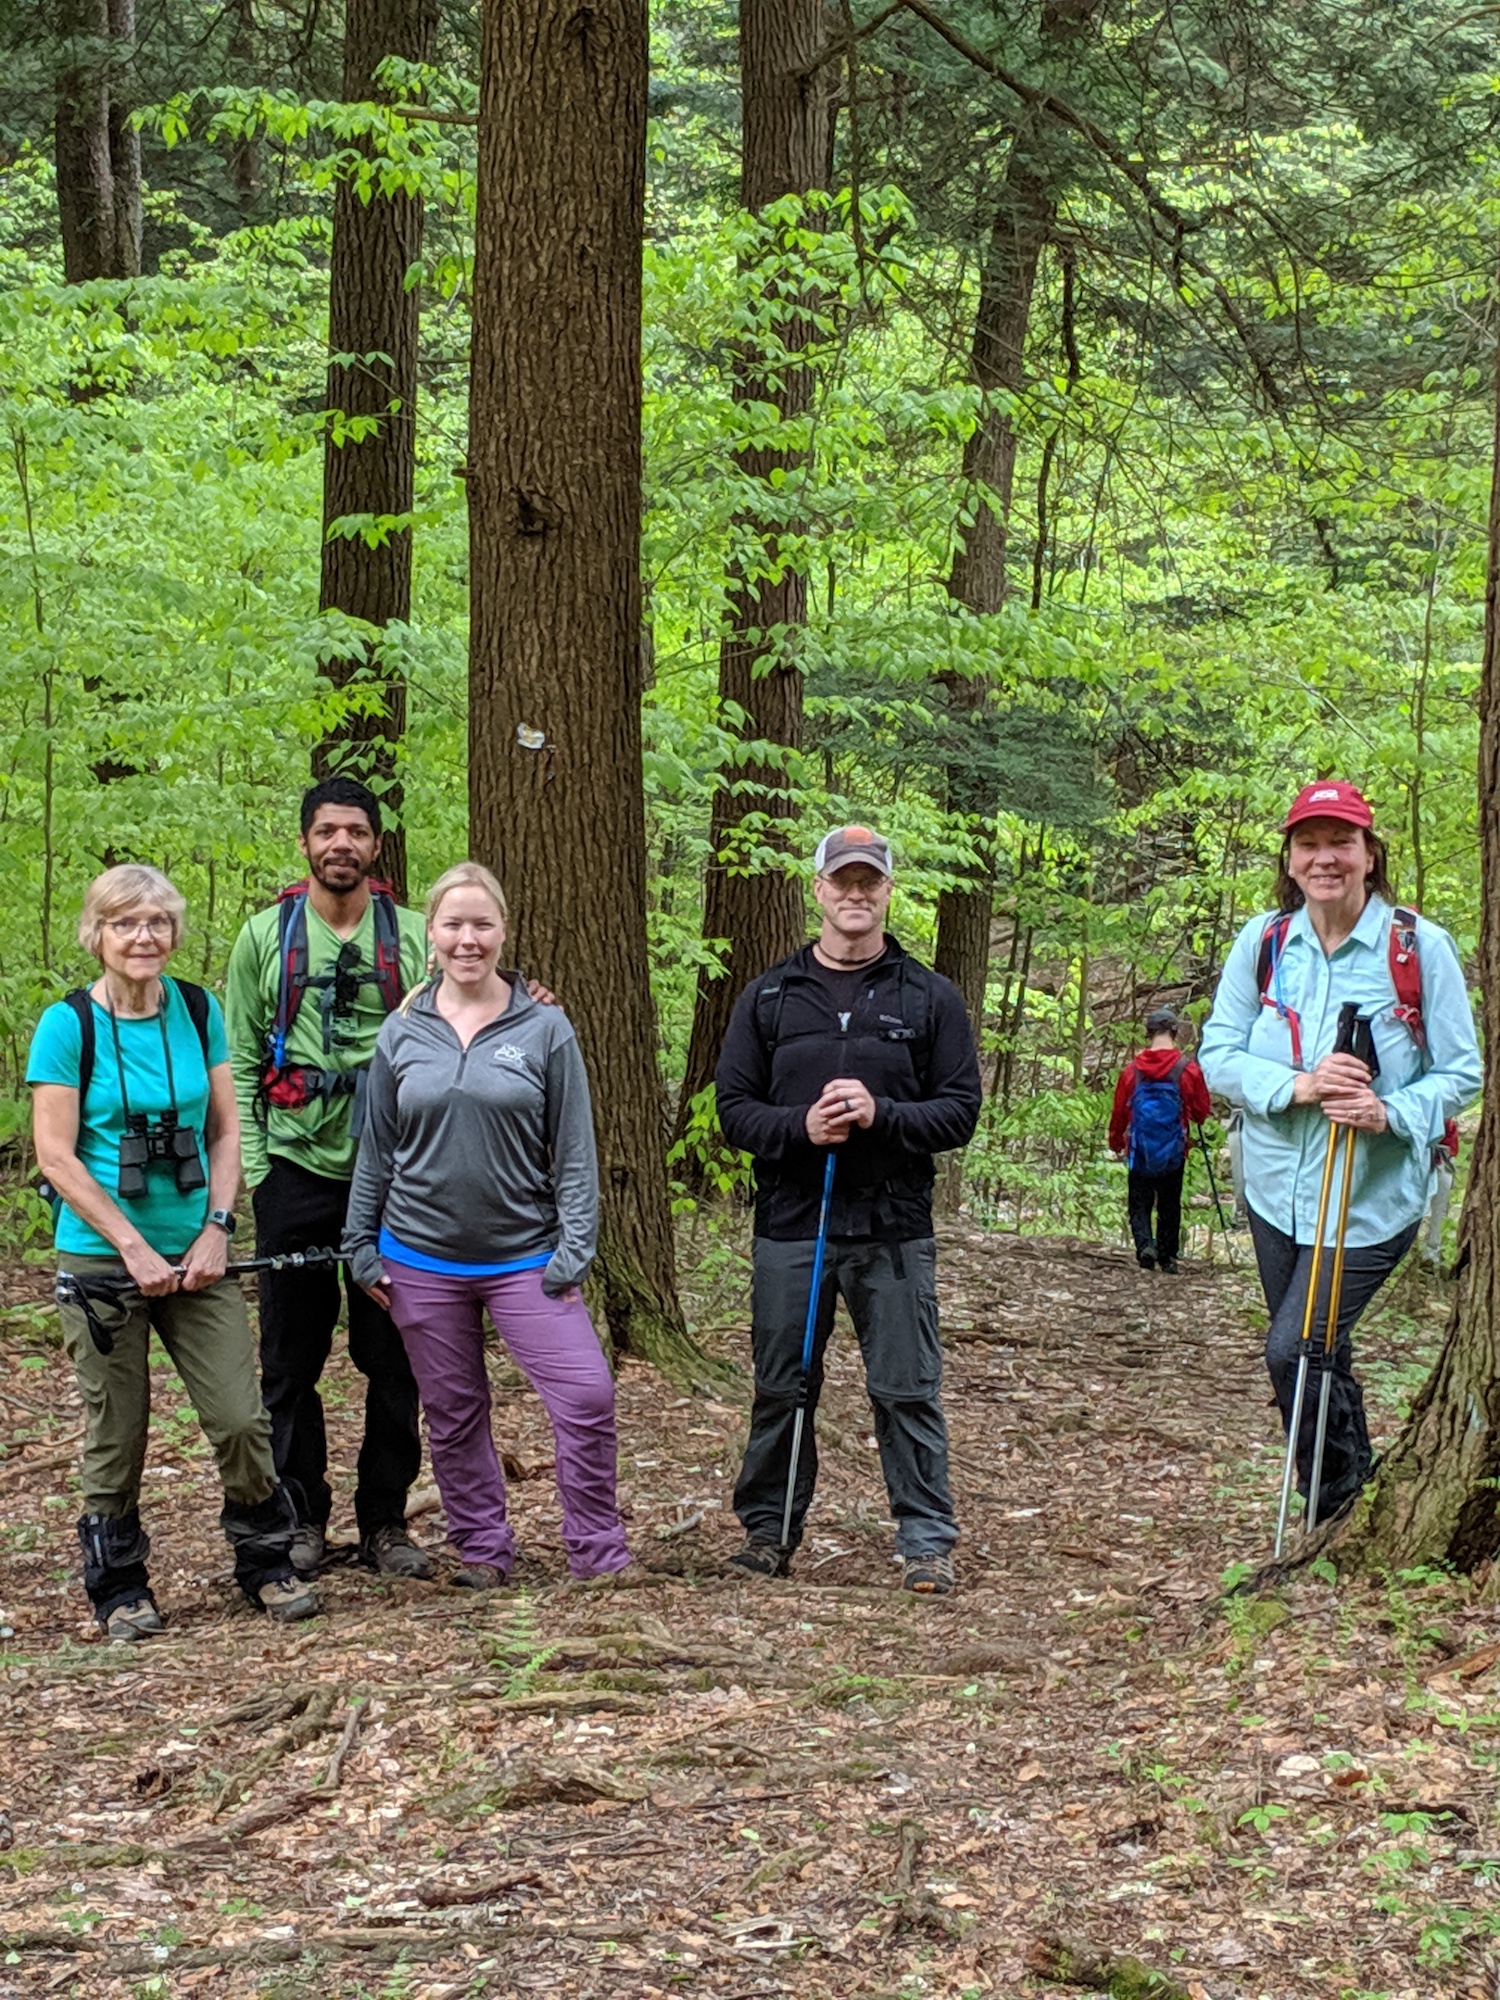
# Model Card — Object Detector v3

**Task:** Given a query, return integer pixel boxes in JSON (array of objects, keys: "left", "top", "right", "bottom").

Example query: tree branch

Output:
[{"left": 797, "top": 1, "right": 907, "bottom": 78}]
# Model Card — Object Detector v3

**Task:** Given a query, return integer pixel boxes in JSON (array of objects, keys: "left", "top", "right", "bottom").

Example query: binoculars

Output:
[{"left": 118, "top": 1109, "right": 206, "bottom": 1200}]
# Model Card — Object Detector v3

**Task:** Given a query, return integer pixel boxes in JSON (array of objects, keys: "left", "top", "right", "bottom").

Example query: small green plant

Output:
[{"left": 1237, "top": 1802, "right": 1289, "bottom": 1836}]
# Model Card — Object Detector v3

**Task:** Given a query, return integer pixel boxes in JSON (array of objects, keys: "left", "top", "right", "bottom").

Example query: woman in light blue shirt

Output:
[{"left": 1200, "top": 782, "right": 1480, "bottom": 1523}]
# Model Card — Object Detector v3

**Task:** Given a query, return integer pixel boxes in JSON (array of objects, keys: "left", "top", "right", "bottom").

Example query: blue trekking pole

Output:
[{"left": 780, "top": 1151, "right": 837, "bottom": 1555}]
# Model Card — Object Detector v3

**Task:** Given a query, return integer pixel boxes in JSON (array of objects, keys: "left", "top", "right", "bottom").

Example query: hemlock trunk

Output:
[
  {"left": 675, "top": 0, "right": 831, "bottom": 1135},
  {"left": 314, "top": 0, "right": 438, "bottom": 902},
  {"left": 467, "top": 0, "right": 709, "bottom": 1382}
]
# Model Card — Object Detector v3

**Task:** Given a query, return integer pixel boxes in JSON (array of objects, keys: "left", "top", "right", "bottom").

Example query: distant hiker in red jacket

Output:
[{"left": 1109, "top": 1009, "right": 1212, "bottom": 1273}]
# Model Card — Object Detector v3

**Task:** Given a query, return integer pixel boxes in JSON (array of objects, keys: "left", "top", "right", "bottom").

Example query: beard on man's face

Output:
[{"left": 308, "top": 850, "right": 372, "bottom": 890}]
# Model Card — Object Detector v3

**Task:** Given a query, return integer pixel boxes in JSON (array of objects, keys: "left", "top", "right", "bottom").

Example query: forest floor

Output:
[{"left": 0, "top": 1220, "right": 1496, "bottom": 2000}]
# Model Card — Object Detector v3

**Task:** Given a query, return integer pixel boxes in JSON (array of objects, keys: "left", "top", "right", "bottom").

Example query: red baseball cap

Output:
[{"left": 1282, "top": 781, "right": 1374, "bottom": 831}]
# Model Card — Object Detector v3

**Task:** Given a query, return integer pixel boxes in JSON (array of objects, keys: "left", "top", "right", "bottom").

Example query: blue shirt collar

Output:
[{"left": 1286, "top": 895, "right": 1387, "bottom": 954}]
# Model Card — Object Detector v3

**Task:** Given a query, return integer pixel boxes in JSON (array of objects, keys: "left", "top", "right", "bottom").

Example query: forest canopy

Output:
[{"left": 0, "top": 0, "right": 1493, "bottom": 1227}]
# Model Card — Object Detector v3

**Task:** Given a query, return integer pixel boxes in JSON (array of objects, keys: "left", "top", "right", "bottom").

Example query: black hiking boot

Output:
[
  {"left": 362, "top": 1524, "right": 436, "bottom": 1580},
  {"left": 1137, "top": 1251, "right": 1157, "bottom": 1271},
  {"left": 1159, "top": 1257, "right": 1180, "bottom": 1274},
  {"left": 728, "top": 1537, "right": 790, "bottom": 1579}
]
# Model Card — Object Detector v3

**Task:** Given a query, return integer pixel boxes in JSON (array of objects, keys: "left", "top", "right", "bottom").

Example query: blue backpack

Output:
[{"left": 1128, "top": 1055, "right": 1188, "bottom": 1175}]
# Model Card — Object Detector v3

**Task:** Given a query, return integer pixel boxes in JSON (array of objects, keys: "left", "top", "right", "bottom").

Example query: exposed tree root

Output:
[{"left": 1026, "top": 1929, "right": 1194, "bottom": 1997}]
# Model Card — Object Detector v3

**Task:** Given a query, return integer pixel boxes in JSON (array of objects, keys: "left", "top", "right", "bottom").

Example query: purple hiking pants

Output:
[{"left": 384, "top": 1263, "right": 630, "bottom": 1578}]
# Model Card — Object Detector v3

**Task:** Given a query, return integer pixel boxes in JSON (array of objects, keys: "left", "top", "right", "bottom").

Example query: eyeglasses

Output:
[{"left": 106, "top": 917, "right": 174, "bottom": 941}]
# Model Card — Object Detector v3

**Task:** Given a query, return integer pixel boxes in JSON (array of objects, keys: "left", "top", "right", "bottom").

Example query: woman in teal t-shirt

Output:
[{"left": 28, "top": 865, "right": 317, "bottom": 1639}]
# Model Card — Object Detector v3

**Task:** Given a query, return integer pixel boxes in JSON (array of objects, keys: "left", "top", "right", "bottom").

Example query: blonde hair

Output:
[
  {"left": 398, "top": 862, "right": 510, "bottom": 1013},
  {"left": 425, "top": 861, "right": 509, "bottom": 927},
  {"left": 78, "top": 865, "right": 186, "bottom": 957}
]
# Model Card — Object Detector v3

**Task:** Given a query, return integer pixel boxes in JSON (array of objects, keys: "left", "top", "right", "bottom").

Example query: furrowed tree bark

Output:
[
  {"left": 313, "top": 0, "right": 436, "bottom": 903},
  {"left": 1312, "top": 245, "right": 1500, "bottom": 1576},
  {"left": 934, "top": 0, "right": 1097, "bottom": 1039},
  {"left": 674, "top": 0, "right": 831, "bottom": 1137},
  {"left": 55, "top": 0, "right": 116, "bottom": 283},
  {"left": 468, "top": 0, "right": 713, "bottom": 1381}
]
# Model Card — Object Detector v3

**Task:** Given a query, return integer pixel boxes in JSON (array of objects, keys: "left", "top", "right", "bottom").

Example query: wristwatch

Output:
[{"left": 207, "top": 1209, "right": 238, "bottom": 1236}]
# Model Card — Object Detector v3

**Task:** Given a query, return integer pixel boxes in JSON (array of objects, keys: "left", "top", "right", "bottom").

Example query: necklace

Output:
[{"left": 813, "top": 941, "right": 886, "bottom": 971}]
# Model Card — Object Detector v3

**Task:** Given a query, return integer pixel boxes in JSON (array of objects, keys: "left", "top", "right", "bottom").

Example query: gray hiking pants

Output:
[
  {"left": 732, "top": 1235, "right": 957, "bottom": 1559},
  {"left": 1251, "top": 1209, "right": 1416, "bottom": 1521}
]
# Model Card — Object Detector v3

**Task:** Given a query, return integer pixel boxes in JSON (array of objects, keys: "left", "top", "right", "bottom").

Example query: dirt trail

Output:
[{"left": 0, "top": 1228, "right": 1491, "bottom": 1998}]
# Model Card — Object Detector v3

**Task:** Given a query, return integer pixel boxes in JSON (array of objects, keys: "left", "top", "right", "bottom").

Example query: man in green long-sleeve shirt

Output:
[{"left": 225, "top": 778, "right": 433, "bottom": 1580}]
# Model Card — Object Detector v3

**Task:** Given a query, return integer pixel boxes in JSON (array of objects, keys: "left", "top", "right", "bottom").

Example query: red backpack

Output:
[{"left": 1256, "top": 904, "right": 1458, "bottom": 1161}]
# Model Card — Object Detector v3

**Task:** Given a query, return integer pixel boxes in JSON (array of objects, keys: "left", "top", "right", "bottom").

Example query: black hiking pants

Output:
[
  {"left": 732, "top": 1235, "right": 956, "bottom": 1560},
  {"left": 1250, "top": 1208, "right": 1416, "bottom": 1523},
  {"left": 1128, "top": 1165, "right": 1183, "bottom": 1266},
  {"left": 253, "top": 1156, "right": 421, "bottom": 1538}
]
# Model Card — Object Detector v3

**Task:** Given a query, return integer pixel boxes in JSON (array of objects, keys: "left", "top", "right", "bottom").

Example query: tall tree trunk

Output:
[
  {"left": 468, "top": 0, "right": 711, "bottom": 1382},
  {"left": 934, "top": 0, "right": 1097, "bottom": 1037},
  {"left": 674, "top": 0, "right": 830, "bottom": 1134},
  {"left": 56, "top": 0, "right": 116, "bottom": 284},
  {"left": 106, "top": 0, "right": 141, "bottom": 279},
  {"left": 314, "top": 0, "right": 436, "bottom": 904},
  {"left": 227, "top": 0, "right": 263, "bottom": 209},
  {"left": 1316, "top": 250, "right": 1500, "bottom": 1576},
  {"left": 55, "top": 0, "right": 142, "bottom": 283}
]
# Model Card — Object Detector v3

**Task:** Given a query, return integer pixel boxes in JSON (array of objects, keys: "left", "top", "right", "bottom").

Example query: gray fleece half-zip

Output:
[{"left": 342, "top": 978, "right": 598, "bottom": 1297}]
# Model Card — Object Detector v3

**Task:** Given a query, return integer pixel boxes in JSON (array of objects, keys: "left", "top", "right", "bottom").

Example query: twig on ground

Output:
[{"left": 320, "top": 1695, "right": 365, "bottom": 1788}]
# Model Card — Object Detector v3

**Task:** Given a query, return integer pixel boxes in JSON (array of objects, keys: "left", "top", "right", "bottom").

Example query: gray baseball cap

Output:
[
  {"left": 814, "top": 825, "right": 894, "bottom": 877},
  {"left": 1145, "top": 1008, "right": 1180, "bottom": 1035}
]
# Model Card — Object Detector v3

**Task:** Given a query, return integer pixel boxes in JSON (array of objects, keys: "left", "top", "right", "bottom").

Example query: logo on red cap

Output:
[{"left": 1282, "top": 782, "right": 1374, "bottom": 831}]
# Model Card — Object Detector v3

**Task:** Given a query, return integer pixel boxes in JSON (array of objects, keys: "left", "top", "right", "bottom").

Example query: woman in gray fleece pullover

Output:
[{"left": 343, "top": 863, "right": 629, "bottom": 1586}]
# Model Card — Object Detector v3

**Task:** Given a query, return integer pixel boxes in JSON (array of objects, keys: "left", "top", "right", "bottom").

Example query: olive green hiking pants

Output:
[{"left": 57, "top": 1255, "right": 277, "bottom": 1517}]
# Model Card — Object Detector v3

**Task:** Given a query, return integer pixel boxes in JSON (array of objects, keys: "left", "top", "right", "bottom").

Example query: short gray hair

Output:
[{"left": 77, "top": 865, "right": 186, "bottom": 957}]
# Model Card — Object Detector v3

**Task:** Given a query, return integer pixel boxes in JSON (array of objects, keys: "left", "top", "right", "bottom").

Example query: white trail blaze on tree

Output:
[{"left": 466, "top": 0, "right": 710, "bottom": 1380}]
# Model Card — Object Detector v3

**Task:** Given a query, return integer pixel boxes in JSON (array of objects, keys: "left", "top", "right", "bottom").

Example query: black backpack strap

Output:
[
  {"left": 63, "top": 989, "right": 96, "bottom": 1104},
  {"left": 896, "top": 958, "right": 935, "bottom": 1088},
  {"left": 167, "top": 978, "right": 214, "bottom": 1071},
  {"left": 752, "top": 976, "right": 788, "bottom": 1059},
  {"left": 1168, "top": 1052, "right": 1189, "bottom": 1084}
]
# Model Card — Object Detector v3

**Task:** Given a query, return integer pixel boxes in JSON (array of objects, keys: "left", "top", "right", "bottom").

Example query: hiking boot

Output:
[
  {"left": 290, "top": 1522, "right": 326, "bottom": 1576},
  {"left": 1137, "top": 1251, "right": 1157, "bottom": 1271},
  {"left": 256, "top": 1575, "right": 319, "bottom": 1623},
  {"left": 902, "top": 1552, "right": 955, "bottom": 1596},
  {"left": 103, "top": 1597, "right": 165, "bottom": 1643},
  {"left": 728, "top": 1537, "right": 789, "bottom": 1579},
  {"left": 453, "top": 1562, "right": 506, "bottom": 1591},
  {"left": 363, "top": 1524, "right": 436, "bottom": 1580},
  {"left": 1159, "top": 1257, "right": 1180, "bottom": 1275}
]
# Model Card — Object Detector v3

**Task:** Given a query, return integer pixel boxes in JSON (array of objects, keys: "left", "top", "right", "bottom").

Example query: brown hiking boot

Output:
[
  {"left": 103, "top": 1597, "right": 165, "bottom": 1643},
  {"left": 256, "top": 1575, "right": 319, "bottom": 1623}
]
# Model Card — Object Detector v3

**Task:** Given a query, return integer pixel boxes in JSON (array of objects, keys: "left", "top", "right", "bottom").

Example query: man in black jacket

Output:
[{"left": 715, "top": 826, "right": 981, "bottom": 1594}]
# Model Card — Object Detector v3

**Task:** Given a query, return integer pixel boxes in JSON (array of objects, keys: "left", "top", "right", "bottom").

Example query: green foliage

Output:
[{"left": 0, "top": 0, "right": 1491, "bottom": 1243}]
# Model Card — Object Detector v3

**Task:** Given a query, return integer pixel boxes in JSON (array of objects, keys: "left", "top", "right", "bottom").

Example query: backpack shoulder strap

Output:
[
  {"left": 1255, "top": 912, "right": 1292, "bottom": 998},
  {"left": 1167, "top": 1052, "right": 1189, "bottom": 1084},
  {"left": 753, "top": 974, "right": 789, "bottom": 1056},
  {"left": 369, "top": 887, "right": 405, "bottom": 1014},
  {"left": 270, "top": 886, "right": 311, "bottom": 1067},
  {"left": 898, "top": 958, "right": 935, "bottom": 1085},
  {"left": 63, "top": 989, "right": 96, "bottom": 1104},
  {"left": 1389, "top": 904, "right": 1426, "bottom": 1049},
  {"left": 166, "top": 978, "right": 214, "bottom": 1070}
]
